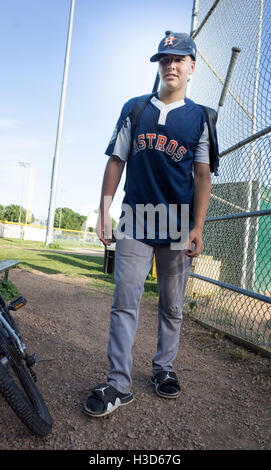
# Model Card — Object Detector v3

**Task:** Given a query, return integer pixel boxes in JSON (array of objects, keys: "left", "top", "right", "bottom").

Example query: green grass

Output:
[
  {"left": 0, "top": 238, "right": 158, "bottom": 299},
  {"left": 0, "top": 237, "right": 103, "bottom": 251},
  {"left": 0, "top": 238, "right": 47, "bottom": 249},
  {"left": 49, "top": 238, "right": 103, "bottom": 250}
]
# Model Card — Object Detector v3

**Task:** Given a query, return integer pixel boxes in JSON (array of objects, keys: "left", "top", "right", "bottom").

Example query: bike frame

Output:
[{"left": 0, "top": 310, "right": 26, "bottom": 357}]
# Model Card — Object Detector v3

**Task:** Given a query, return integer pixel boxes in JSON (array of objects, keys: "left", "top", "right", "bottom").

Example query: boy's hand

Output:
[
  {"left": 96, "top": 212, "right": 113, "bottom": 246},
  {"left": 185, "top": 227, "right": 203, "bottom": 258}
]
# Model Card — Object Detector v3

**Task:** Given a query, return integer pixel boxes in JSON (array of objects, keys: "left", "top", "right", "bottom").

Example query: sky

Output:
[{"left": 0, "top": 0, "right": 194, "bottom": 224}]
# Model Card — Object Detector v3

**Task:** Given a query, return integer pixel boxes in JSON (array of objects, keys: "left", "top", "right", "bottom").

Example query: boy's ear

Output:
[{"left": 190, "top": 60, "right": 196, "bottom": 74}]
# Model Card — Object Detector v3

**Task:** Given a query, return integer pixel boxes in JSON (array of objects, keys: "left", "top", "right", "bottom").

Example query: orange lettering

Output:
[
  {"left": 137, "top": 134, "right": 146, "bottom": 150},
  {"left": 166, "top": 140, "right": 178, "bottom": 155},
  {"left": 155, "top": 135, "right": 167, "bottom": 151},
  {"left": 146, "top": 133, "right": 156, "bottom": 149}
]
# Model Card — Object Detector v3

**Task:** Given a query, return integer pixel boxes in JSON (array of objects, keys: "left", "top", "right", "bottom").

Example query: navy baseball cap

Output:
[{"left": 150, "top": 31, "right": 197, "bottom": 62}]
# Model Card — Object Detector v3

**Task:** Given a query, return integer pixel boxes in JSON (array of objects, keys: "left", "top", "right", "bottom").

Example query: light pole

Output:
[
  {"left": 18, "top": 161, "right": 31, "bottom": 224},
  {"left": 45, "top": 0, "right": 75, "bottom": 246}
]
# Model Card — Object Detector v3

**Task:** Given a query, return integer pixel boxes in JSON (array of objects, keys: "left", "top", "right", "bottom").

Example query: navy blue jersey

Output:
[{"left": 105, "top": 96, "right": 209, "bottom": 245}]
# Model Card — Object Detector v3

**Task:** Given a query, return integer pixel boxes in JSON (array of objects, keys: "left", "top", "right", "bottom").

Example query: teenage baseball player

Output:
[{"left": 84, "top": 32, "right": 216, "bottom": 417}]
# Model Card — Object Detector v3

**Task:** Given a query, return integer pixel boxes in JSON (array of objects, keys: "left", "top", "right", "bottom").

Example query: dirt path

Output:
[{"left": 0, "top": 268, "right": 270, "bottom": 450}]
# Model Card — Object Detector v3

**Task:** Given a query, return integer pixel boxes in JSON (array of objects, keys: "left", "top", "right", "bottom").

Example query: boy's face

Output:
[{"left": 158, "top": 54, "right": 195, "bottom": 92}]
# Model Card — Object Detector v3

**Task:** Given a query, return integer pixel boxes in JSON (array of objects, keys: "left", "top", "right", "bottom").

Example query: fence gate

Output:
[{"left": 185, "top": 0, "right": 271, "bottom": 355}]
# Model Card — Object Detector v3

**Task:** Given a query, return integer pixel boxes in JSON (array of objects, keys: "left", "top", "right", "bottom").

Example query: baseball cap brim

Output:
[{"left": 150, "top": 50, "right": 196, "bottom": 62}]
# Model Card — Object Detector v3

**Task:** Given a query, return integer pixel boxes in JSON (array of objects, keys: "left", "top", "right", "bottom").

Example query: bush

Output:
[
  {"left": 225, "top": 346, "right": 255, "bottom": 362},
  {"left": 0, "top": 279, "right": 19, "bottom": 301}
]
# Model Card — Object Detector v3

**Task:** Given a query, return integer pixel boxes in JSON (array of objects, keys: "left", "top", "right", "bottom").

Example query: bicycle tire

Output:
[{"left": 0, "top": 360, "right": 53, "bottom": 437}]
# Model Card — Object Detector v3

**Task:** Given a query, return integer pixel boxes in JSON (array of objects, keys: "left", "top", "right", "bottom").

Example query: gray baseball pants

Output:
[{"left": 107, "top": 237, "right": 192, "bottom": 394}]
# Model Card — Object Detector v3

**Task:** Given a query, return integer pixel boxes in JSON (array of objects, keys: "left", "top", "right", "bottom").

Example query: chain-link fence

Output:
[{"left": 185, "top": 0, "right": 271, "bottom": 354}]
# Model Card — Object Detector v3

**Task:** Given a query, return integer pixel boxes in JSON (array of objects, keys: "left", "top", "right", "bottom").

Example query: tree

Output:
[
  {"left": 2, "top": 204, "right": 34, "bottom": 223},
  {"left": 54, "top": 207, "right": 87, "bottom": 231},
  {"left": 0, "top": 204, "right": 4, "bottom": 220},
  {"left": 4, "top": 204, "right": 26, "bottom": 223}
]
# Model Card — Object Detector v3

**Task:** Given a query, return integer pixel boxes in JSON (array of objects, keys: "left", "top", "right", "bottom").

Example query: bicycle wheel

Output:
[{"left": 0, "top": 346, "right": 53, "bottom": 437}]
